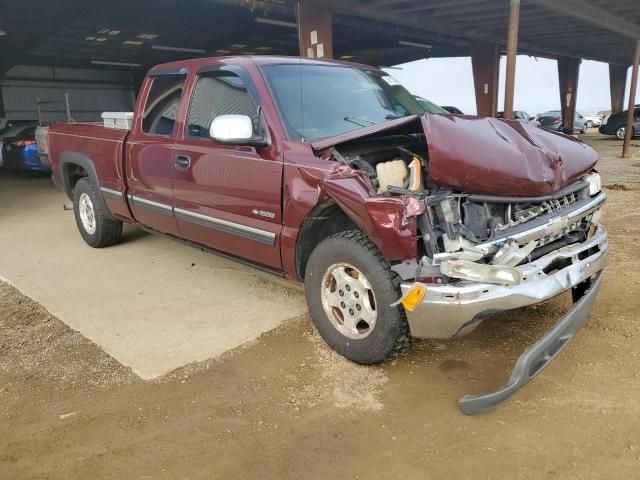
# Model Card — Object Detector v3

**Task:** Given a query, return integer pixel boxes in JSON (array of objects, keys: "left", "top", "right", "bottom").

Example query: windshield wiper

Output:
[
  {"left": 344, "top": 115, "right": 376, "bottom": 127},
  {"left": 385, "top": 113, "right": 404, "bottom": 120}
]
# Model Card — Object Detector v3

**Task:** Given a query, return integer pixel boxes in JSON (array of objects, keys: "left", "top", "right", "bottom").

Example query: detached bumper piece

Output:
[{"left": 458, "top": 272, "right": 603, "bottom": 415}]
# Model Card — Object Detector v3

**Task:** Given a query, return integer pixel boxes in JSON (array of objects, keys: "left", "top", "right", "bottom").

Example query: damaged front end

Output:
[{"left": 312, "top": 113, "right": 608, "bottom": 414}]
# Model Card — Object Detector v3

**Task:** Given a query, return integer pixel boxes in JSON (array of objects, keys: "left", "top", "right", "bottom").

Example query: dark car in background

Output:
[
  {"left": 598, "top": 106, "right": 640, "bottom": 139},
  {"left": 537, "top": 110, "right": 587, "bottom": 134},
  {"left": 0, "top": 124, "right": 49, "bottom": 173},
  {"left": 0, "top": 122, "right": 32, "bottom": 168}
]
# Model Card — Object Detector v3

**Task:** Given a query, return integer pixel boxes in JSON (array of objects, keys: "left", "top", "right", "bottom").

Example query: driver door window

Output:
[{"left": 186, "top": 72, "right": 257, "bottom": 139}]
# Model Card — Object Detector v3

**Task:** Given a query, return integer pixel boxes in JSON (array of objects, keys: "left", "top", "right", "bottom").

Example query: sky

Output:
[{"left": 387, "top": 55, "right": 640, "bottom": 117}]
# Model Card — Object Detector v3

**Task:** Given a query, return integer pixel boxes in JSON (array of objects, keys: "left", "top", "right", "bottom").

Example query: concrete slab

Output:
[{"left": 0, "top": 173, "right": 307, "bottom": 379}]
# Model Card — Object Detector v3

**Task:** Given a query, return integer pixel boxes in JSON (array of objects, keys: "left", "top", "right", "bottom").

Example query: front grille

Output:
[{"left": 497, "top": 192, "right": 578, "bottom": 231}]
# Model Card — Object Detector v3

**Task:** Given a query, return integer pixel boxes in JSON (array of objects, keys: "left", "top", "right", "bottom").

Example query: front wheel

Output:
[
  {"left": 615, "top": 125, "right": 626, "bottom": 140},
  {"left": 304, "top": 230, "right": 412, "bottom": 364},
  {"left": 73, "top": 177, "right": 123, "bottom": 248},
  {"left": 585, "top": 120, "right": 593, "bottom": 129}
]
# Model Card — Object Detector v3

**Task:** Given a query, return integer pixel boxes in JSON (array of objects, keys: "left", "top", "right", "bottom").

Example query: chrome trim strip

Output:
[
  {"left": 402, "top": 225, "right": 608, "bottom": 339},
  {"left": 100, "top": 187, "right": 123, "bottom": 201},
  {"left": 129, "top": 195, "right": 173, "bottom": 216},
  {"left": 458, "top": 272, "right": 604, "bottom": 415},
  {"left": 174, "top": 207, "right": 276, "bottom": 246},
  {"left": 476, "top": 192, "right": 606, "bottom": 253}
]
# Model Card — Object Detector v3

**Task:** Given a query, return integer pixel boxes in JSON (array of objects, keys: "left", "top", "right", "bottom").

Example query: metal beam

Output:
[
  {"left": 528, "top": 0, "right": 640, "bottom": 39},
  {"left": 0, "top": 86, "right": 5, "bottom": 118},
  {"left": 296, "top": 0, "right": 333, "bottom": 59},
  {"left": 558, "top": 57, "right": 581, "bottom": 134},
  {"left": 390, "top": 0, "right": 491, "bottom": 13},
  {"left": 622, "top": 40, "right": 640, "bottom": 158},
  {"left": 504, "top": 0, "right": 521, "bottom": 120},
  {"left": 471, "top": 41, "right": 500, "bottom": 117},
  {"left": 329, "top": 0, "right": 598, "bottom": 64},
  {"left": 609, "top": 64, "right": 629, "bottom": 114}
]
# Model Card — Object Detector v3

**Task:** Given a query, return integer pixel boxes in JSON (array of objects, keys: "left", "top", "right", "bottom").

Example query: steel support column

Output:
[
  {"left": 622, "top": 39, "right": 640, "bottom": 158},
  {"left": 558, "top": 56, "right": 581, "bottom": 135},
  {"left": 296, "top": 1, "right": 333, "bottom": 59},
  {"left": 0, "top": 84, "right": 5, "bottom": 119},
  {"left": 609, "top": 64, "right": 628, "bottom": 115},
  {"left": 503, "top": 0, "right": 521, "bottom": 120},
  {"left": 471, "top": 42, "right": 500, "bottom": 117}
]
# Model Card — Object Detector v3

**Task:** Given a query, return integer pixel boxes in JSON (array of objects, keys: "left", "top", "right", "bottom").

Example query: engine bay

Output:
[{"left": 327, "top": 132, "right": 602, "bottom": 284}]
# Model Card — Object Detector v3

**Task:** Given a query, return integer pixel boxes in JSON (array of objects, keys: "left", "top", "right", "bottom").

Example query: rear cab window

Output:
[{"left": 142, "top": 73, "right": 188, "bottom": 135}]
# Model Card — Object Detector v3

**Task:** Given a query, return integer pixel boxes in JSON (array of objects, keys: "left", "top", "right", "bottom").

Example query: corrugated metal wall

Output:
[{"left": 1, "top": 65, "right": 135, "bottom": 122}]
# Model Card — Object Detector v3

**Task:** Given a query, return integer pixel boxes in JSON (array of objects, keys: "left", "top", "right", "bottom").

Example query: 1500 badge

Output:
[{"left": 252, "top": 209, "right": 275, "bottom": 219}]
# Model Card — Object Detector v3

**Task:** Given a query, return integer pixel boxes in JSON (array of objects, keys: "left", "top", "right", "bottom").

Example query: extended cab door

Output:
[
  {"left": 171, "top": 66, "right": 283, "bottom": 270},
  {"left": 125, "top": 70, "right": 187, "bottom": 236}
]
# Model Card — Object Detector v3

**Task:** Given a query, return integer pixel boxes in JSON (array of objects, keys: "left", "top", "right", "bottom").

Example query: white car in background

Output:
[{"left": 582, "top": 113, "right": 602, "bottom": 128}]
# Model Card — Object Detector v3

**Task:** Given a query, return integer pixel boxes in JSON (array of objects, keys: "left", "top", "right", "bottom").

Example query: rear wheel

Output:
[
  {"left": 304, "top": 230, "right": 412, "bottom": 364},
  {"left": 73, "top": 177, "right": 123, "bottom": 248}
]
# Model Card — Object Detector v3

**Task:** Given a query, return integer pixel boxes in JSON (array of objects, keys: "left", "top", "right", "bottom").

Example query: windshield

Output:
[
  {"left": 262, "top": 64, "right": 428, "bottom": 141},
  {"left": 415, "top": 96, "right": 447, "bottom": 114}
]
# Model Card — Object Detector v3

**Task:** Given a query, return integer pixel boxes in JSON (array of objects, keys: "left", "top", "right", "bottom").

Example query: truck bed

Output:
[{"left": 48, "top": 122, "right": 131, "bottom": 220}]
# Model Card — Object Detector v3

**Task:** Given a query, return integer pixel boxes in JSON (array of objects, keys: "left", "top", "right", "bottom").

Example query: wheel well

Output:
[
  {"left": 296, "top": 201, "right": 358, "bottom": 280},
  {"left": 63, "top": 163, "right": 88, "bottom": 193}
]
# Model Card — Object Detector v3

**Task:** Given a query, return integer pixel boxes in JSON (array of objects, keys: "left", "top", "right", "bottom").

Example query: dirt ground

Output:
[{"left": 1, "top": 135, "right": 639, "bottom": 479}]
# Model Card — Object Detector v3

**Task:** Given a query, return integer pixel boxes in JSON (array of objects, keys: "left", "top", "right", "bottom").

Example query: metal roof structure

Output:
[{"left": 1, "top": 0, "right": 639, "bottom": 76}]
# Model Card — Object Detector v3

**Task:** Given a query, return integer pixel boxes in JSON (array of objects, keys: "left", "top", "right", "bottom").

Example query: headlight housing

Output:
[
  {"left": 583, "top": 172, "right": 601, "bottom": 195},
  {"left": 440, "top": 260, "right": 522, "bottom": 286}
]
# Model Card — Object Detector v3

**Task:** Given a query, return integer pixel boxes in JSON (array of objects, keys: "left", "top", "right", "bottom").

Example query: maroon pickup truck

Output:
[{"left": 48, "top": 56, "right": 608, "bottom": 414}]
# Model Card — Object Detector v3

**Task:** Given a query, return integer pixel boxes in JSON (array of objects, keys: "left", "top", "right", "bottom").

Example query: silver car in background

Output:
[{"left": 537, "top": 110, "right": 587, "bottom": 134}]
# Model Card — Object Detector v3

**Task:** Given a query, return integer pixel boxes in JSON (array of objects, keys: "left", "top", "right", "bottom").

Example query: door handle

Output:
[{"left": 174, "top": 155, "right": 191, "bottom": 170}]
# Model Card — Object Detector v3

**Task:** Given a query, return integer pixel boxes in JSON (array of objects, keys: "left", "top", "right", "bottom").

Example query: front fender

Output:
[{"left": 321, "top": 167, "right": 420, "bottom": 261}]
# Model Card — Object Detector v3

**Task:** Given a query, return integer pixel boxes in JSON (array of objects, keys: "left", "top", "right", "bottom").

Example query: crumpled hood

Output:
[
  {"left": 420, "top": 114, "right": 598, "bottom": 196},
  {"left": 311, "top": 114, "right": 598, "bottom": 197}
]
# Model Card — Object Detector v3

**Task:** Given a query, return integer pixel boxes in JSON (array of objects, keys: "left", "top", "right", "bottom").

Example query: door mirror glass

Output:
[{"left": 210, "top": 114, "right": 254, "bottom": 142}]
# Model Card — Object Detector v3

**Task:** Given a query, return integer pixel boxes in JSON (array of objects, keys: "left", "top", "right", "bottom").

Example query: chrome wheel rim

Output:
[
  {"left": 320, "top": 263, "right": 377, "bottom": 340},
  {"left": 79, "top": 192, "right": 96, "bottom": 235},
  {"left": 617, "top": 127, "right": 626, "bottom": 139}
]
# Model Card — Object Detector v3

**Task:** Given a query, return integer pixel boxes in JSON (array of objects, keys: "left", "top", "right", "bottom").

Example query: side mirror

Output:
[
  {"left": 529, "top": 116, "right": 535, "bottom": 121},
  {"left": 209, "top": 114, "right": 268, "bottom": 147}
]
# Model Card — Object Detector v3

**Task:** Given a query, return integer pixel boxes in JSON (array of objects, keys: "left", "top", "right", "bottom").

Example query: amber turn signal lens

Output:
[{"left": 401, "top": 283, "right": 427, "bottom": 312}]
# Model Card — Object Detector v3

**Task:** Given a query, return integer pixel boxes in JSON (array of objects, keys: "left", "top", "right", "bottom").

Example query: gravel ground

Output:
[{"left": 1, "top": 135, "right": 639, "bottom": 479}]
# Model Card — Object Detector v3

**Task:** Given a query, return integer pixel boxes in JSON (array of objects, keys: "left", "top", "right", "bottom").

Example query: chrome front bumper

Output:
[
  {"left": 459, "top": 271, "right": 603, "bottom": 414},
  {"left": 401, "top": 225, "right": 608, "bottom": 415},
  {"left": 401, "top": 225, "right": 608, "bottom": 339}
]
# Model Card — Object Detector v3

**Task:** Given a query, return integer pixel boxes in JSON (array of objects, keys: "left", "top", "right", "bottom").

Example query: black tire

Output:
[
  {"left": 585, "top": 120, "right": 593, "bottom": 129},
  {"left": 304, "top": 230, "right": 412, "bottom": 364},
  {"left": 72, "top": 177, "right": 123, "bottom": 248},
  {"left": 615, "top": 125, "right": 626, "bottom": 140}
]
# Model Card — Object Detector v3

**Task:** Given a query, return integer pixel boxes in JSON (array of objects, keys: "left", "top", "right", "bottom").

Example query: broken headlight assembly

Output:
[
  {"left": 440, "top": 259, "right": 522, "bottom": 286},
  {"left": 583, "top": 172, "right": 601, "bottom": 195}
]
